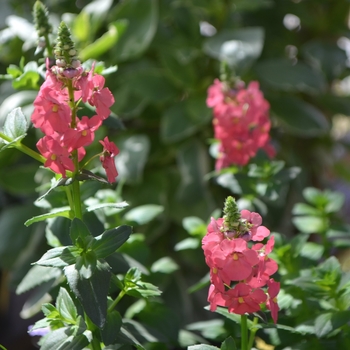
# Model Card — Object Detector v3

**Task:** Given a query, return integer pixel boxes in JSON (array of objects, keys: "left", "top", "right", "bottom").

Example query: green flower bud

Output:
[
  {"left": 54, "top": 22, "right": 80, "bottom": 68},
  {"left": 33, "top": 1, "right": 52, "bottom": 37},
  {"left": 222, "top": 196, "right": 240, "bottom": 232}
]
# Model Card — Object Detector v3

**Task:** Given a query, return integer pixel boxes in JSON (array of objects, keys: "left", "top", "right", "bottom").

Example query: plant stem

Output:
[
  {"left": 66, "top": 78, "right": 82, "bottom": 219},
  {"left": 247, "top": 317, "right": 259, "bottom": 350},
  {"left": 0, "top": 132, "right": 45, "bottom": 163},
  {"left": 108, "top": 289, "right": 126, "bottom": 313},
  {"left": 71, "top": 150, "right": 82, "bottom": 219},
  {"left": 241, "top": 314, "right": 248, "bottom": 350},
  {"left": 44, "top": 33, "right": 53, "bottom": 57}
]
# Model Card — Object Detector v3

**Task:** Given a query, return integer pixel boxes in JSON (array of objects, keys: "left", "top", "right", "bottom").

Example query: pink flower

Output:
[
  {"left": 266, "top": 278, "right": 280, "bottom": 323},
  {"left": 37, "top": 136, "right": 74, "bottom": 177},
  {"left": 207, "top": 284, "right": 226, "bottom": 311},
  {"left": 63, "top": 115, "right": 102, "bottom": 151},
  {"left": 214, "top": 239, "right": 259, "bottom": 281},
  {"left": 207, "top": 79, "right": 275, "bottom": 169},
  {"left": 223, "top": 283, "right": 267, "bottom": 314},
  {"left": 240, "top": 209, "right": 270, "bottom": 241},
  {"left": 88, "top": 75, "right": 115, "bottom": 120},
  {"left": 32, "top": 87, "right": 71, "bottom": 135},
  {"left": 99, "top": 137, "right": 119, "bottom": 183}
]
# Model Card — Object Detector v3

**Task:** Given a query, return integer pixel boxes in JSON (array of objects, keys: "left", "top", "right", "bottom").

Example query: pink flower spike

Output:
[{"left": 99, "top": 137, "right": 119, "bottom": 183}]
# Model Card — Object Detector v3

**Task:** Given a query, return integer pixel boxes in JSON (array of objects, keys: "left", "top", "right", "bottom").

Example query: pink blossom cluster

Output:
[
  {"left": 202, "top": 209, "right": 280, "bottom": 323},
  {"left": 31, "top": 61, "right": 119, "bottom": 182},
  {"left": 206, "top": 79, "right": 275, "bottom": 170}
]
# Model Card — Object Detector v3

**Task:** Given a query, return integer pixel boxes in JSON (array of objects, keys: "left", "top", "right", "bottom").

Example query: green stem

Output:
[
  {"left": 66, "top": 78, "right": 83, "bottom": 219},
  {"left": 108, "top": 289, "right": 126, "bottom": 313},
  {"left": 71, "top": 150, "right": 82, "bottom": 219},
  {"left": 89, "top": 337, "right": 102, "bottom": 350},
  {"left": 247, "top": 317, "right": 259, "bottom": 350},
  {"left": 241, "top": 314, "right": 248, "bottom": 350},
  {"left": 0, "top": 132, "right": 45, "bottom": 163},
  {"left": 64, "top": 186, "right": 74, "bottom": 211},
  {"left": 44, "top": 33, "right": 53, "bottom": 57}
]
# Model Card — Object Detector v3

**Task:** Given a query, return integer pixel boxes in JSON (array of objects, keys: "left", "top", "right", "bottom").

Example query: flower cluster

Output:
[
  {"left": 206, "top": 79, "right": 275, "bottom": 170},
  {"left": 202, "top": 197, "right": 280, "bottom": 323},
  {"left": 31, "top": 22, "right": 118, "bottom": 182}
]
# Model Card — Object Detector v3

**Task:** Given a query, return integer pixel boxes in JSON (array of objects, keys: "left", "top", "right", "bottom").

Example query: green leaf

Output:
[
  {"left": 85, "top": 201, "right": 129, "bottom": 213},
  {"left": 75, "top": 251, "right": 97, "bottom": 279},
  {"left": 204, "top": 27, "right": 264, "bottom": 72},
  {"left": 79, "top": 20, "right": 128, "bottom": 61},
  {"left": 35, "top": 246, "right": 80, "bottom": 268},
  {"left": 269, "top": 95, "right": 329, "bottom": 137},
  {"left": 115, "top": 134, "right": 150, "bottom": 183},
  {"left": 111, "top": 0, "right": 158, "bottom": 61},
  {"left": 255, "top": 59, "right": 327, "bottom": 93},
  {"left": 182, "top": 217, "right": 207, "bottom": 237},
  {"left": 186, "top": 319, "right": 226, "bottom": 340},
  {"left": 25, "top": 207, "right": 72, "bottom": 226},
  {"left": 16, "top": 265, "right": 62, "bottom": 294},
  {"left": 174, "top": 237, "right": 200, "bottom": 251},
  {"left": 301, "top": 40, "right": 347, "bottom": 80},
  {"left": 124, "top": 205, "right": 164, "bottom": 225},
  {"left": 188, "top": 345, "right": 219, "bottom": 350},
  {"left": 150, "top": 257, "right": 179, "bottom": 274},
  {"left": 70, "top": 218, "right": 92, "bottom": 247},
  {"left": 66, "top": 261, "right": 111, "bottom": 328},
  {"left": 40, "top": 327, "right": 90, "bottom": 350},
  {"left": 0, "top": 90, "right": 37, "bottom": 123},
  {"left": 7, "top": 64, "right": 22, "bottom": 78},
  {"left": 72, "top": 10, "right": 90, "bottom": 42},
  {"left": 292, "top": 216, "right": 326, "bottom": 234},
  {"left": 303, "top": 187, "right": 326, "bottom": 206},
  {"left": 100, "top": 310, "right": 122, "bottom": 345},
  {"left": 161, "top": 95, "right": 212, "bottom": 143},
  {"left": 221, "top": 337, "right": 237, "bottom": 350},
  {"left": 20, "top": 280, "right": 58, "bottom": 319},
  {"left": 324, "top": 191, "right": 345, "bottom": 213},
  {"left": 314, "top": 311, "right": 350, "bottom": 338},
  {"left": 90, "top": 225, "right": 132, "bottom": 258},
  {"left": 56, "top": 287, "right": 78, "bottom": 324},
  {"left": 0, "top": 204, "right": 41, "bottom": 269},
  {"left": 12, "top": 70, "right": 40, "bottom": 90},
  {"left": 299, "top": 242, "right": 324, "bottom": 260},
  {"left": 292, "top": 203, "right": 321, "bottom": 216},
  {"left": 3, "top": 107, "right": 28, "bottom": 140},
  {"left": 125, "top": 69, "right": 177, "bottom": 102}
]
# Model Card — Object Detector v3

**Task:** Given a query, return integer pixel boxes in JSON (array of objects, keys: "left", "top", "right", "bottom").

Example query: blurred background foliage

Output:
[{"left": 2, "top": 0, "right": 350, "bottom": 349}]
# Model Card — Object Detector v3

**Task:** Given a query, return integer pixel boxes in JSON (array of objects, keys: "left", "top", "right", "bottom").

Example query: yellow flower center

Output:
[
  {"left": 51, "top": 154, "right": 57, "bottom": 160},
  {"left": 52, "top": 104, "right": 59, "bottom": 112},
  {"left": 82, "top": 130, "right": 88, "bottom": 137},
  {"left": 238, "top": 297, "right": 244, "bottom": 304},
  {"left": 233, "top": 253, "right": 239, "bottom": 260}
]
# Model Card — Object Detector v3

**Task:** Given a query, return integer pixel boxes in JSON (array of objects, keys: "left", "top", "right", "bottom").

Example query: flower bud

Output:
[{"left": 33, "top": 1, "right": 52, "bottom": 38}]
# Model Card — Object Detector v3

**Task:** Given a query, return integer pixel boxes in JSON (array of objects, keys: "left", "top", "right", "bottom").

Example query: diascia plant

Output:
[
  {"left": 0, "top": 5, "right": 162, "bottom": 349},
  {"left": 194, "top": 196, "right": 280, "bottom": 350}
]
